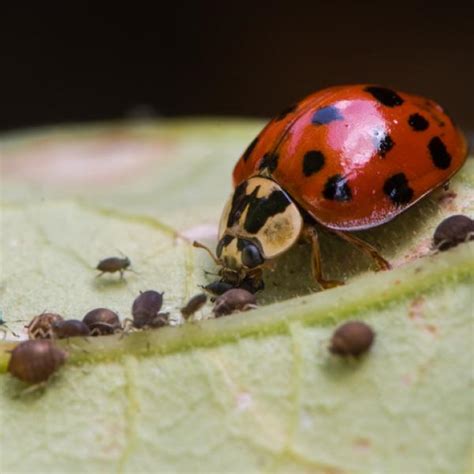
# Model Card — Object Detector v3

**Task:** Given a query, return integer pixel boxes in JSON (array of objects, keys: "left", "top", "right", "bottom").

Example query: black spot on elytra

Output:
[
  {"left": 242, "top": 136, "right": 259, "bottom": 162},
  {"left": 244, "top": 190, "right": 291, "bottom": 234},
  {"left": 377, "top": 134, "right": 394, "bottom": 157},
  {"left": 311, "top": 106, "right": 343, "bottom": 125},
  {"left": 365, "top": 86, "right": 404, "bottom": 107},
  {"left": 274, "top": 104, "right": 297, "bottom": 121},
  {"left": 258, "top": 152, "right": 279, "bottom": 173},
  {"left": 408, "top": 113, "right": 429, "bottom": 131},
  {"left": 323, "top": 175, "right": 352, "bottom": 201},
  {"left": 428, "top": 136, "right": 452, "bottom": 169},
  {"left": 302, "top": 150, "right": 325, "bottom": 176},
  {"left": 418, "top": 100, "right": 446, "bottom": 127},
  {"left": 383, "top": 173, "right": 414, "bottom": 205},
  {"left": 216, "top": 235, "right": 234, "bottom": 257}
]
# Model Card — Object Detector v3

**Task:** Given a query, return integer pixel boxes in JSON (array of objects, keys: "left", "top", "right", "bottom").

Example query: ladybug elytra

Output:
[{"left": 196, "top": 85, "right": 468, "bottom": 290}]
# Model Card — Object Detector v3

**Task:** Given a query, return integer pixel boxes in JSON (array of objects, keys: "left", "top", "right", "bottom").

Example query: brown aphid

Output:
[
  {"left": 96, "top": 256, "right": 131, "bottom": 279},
  {"left": 213, "top": 288, "right": 257, "bottom": 317},
  {"left": 132, "top": 290, "right": 169, "bottom": 329},
  {"left": 181, "top": 293, "right": 207, "bottom": 320},
  {"left": 26, "top": 312, "right": 64, "bottom": 340},
  {"left": 433, "top": 215, "right": 474, "bottom": 251},
  {"left": 329, "top": 321, "right": 375, "bottom": 357},
  {"left": 83, "top": 308, "right": 121, "bottom": 336},
  {"left": 52, "top": 319, "right": 90, "bottom": 339},
  {"left": 7, "top": 340, "right": 67, "bottom": 384}
]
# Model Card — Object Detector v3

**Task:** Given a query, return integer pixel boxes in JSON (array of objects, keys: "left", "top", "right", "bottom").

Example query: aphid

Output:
[
  {"left": 131, "top": 290, "right": 169, "bottom": 329},
  {"left": 83, "top": 308, "right": 121, "bottom": 336},
  {"left": 202, "top": 277, "right": 264, "bottom": 304},
  {"left": 7, "top": 340, "right": 67, "bottom": 384},
  {"left": 195, "top": 85, "right": 467, "bottom": 291},
  {"left": 329, "top": 321, "right": 375, "bottom": 357},
  {"left": 180, "top": 293, "right": 207, "bottom": 320},
  {"left": 213, "top": 288, "right": 257, "bottom": 317},
  {"left": 433, "top": 214, "right": 474, "bottom": 251},
  {"left": 96, "top": 256, "right": 131, "bottom": 279},
  {"left": 26, "top": 312, "right": 64, "bottom": 340},
  {"left": 52, "top": 320, "right": 90, "bottom": 339},
  {"left": 202, "top": 280, "right": 235, "bottom": 296}
]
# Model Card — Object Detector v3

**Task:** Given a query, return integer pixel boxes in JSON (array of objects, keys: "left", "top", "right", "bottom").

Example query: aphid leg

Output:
[
  {"left": 96, "top": 272, "right": 105, "bottom": 278},
  {"left": 89, "top": 322, "right": 120, "bottom": 336},
  {"left": 0, "top": 325, "right": 19, "bottom": 339},
  {"left": 331, "top": 230, "right": 391, "bottom": 271},
  {"left": 120, "top": 269, "right": 124, "bottom": 279},
  {"left": 150, "top": 312, "right": 170, "bottom": 328},
  {"left": 203, "top": 270, "right": 220, "bottom": 277},
  {"left": 69, "top": 342, "right": 90, "bottom": 353},
  {"left": 433, "top": 239, "right": 448, "bottom": 252},
  {"left": 303, "top": 226, "right": 343, "bottom": 289},
  {"left": 120, "top": 318, "right": 134, "bottom": 338},
  {"left": 193, "top": 241, "right": 221, "bottom": 265},
  {"left": 19, "top": 382, "right": 48, "bottom": 397}
]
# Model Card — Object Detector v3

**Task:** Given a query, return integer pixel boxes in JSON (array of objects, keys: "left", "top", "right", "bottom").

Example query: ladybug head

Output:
[
  {"left": 216, "top": 236, "right": 264, "bottom": 281},
  {"left": 194, "top": 177, "right": 303, "bottom": 290}
]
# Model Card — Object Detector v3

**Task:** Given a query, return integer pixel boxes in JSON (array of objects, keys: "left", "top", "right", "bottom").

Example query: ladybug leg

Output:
[
  {"left": 303, "top": 226, "right": 343, "bottom": 289},
  {"left": 330, "top": 230, "right": 391, "bottom": 271}
]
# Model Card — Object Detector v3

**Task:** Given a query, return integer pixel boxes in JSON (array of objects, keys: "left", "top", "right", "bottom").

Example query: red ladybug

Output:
[{"left": 195, "top": 85, "right": 467, "bottom": 290}]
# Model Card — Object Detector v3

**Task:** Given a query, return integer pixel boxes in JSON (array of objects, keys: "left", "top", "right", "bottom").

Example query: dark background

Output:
[{"left": 2, "top": 2, "right": 473, "bottom": 132}]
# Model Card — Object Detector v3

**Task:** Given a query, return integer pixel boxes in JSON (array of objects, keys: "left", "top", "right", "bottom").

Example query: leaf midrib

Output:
[{"left": 1, "top": 243, "right": 471, "bottom": 373}]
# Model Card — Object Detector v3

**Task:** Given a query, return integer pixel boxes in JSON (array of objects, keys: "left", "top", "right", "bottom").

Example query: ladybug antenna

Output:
[{"left": 193, "top": 241, "right": 221, "bottom": 266}]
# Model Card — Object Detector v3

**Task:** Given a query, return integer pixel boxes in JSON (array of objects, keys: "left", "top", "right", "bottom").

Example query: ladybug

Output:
[{"left": 195, "top": 85, "right": 467, "bottom": 290}]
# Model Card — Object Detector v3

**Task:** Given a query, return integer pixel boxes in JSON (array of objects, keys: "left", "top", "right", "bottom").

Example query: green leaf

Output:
[{"left": 0, "top": 121, "right": 473, "bottom": 473}]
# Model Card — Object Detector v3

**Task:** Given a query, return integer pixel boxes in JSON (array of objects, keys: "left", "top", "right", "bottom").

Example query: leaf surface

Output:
[{"left": 0, "top": 121, "right": 473, "bottom": 474}]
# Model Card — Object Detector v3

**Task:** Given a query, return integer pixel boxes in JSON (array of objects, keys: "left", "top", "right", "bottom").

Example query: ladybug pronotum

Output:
[{"left": 195, "top": 85, "right": 467, "bottom": 290}]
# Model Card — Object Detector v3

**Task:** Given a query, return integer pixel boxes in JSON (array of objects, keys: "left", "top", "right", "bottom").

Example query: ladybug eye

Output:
[{"left": 241, "top": 243, "right": 264, "bottom": 268}]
